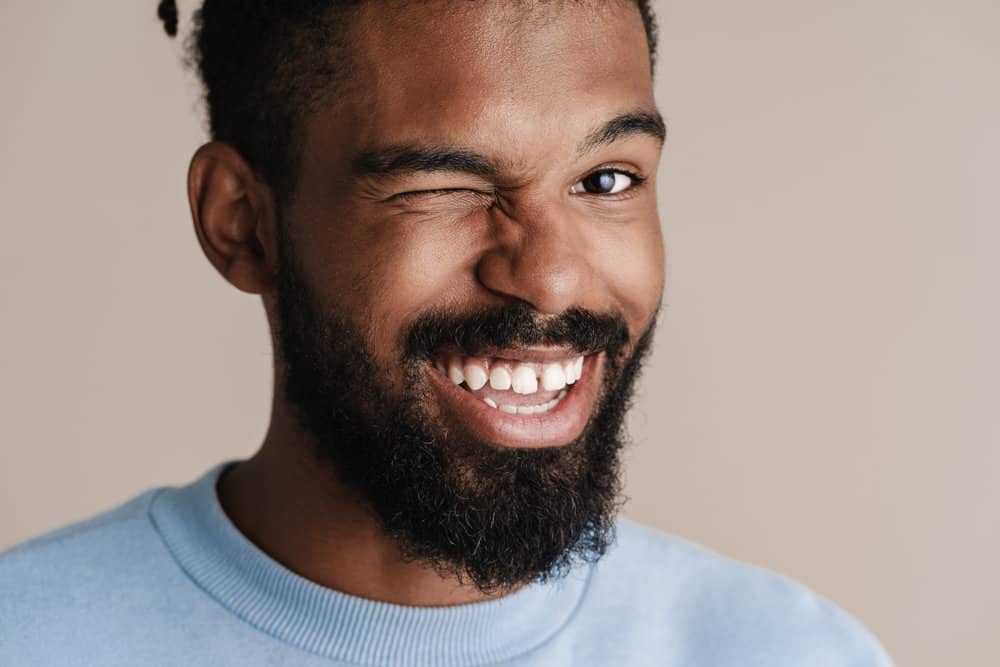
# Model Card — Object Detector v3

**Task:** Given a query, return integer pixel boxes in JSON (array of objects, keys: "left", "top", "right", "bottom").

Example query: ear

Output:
[{"left": 187, "top": 142, "right": 278, "bottom": 294}]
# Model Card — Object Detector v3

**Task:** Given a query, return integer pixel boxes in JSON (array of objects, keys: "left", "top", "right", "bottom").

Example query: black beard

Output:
[{"left": 274, "top": 237, "right": 657, "bottom": 594}]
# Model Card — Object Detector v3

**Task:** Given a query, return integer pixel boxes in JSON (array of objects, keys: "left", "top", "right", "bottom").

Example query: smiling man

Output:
[{"left": 0, "top": 1, "right": 894, "bottom": 665}]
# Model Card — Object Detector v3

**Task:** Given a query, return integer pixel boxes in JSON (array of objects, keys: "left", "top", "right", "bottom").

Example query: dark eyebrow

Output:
[
  {"left": 353, "top": 145, "right": 499, "bottom": 180},
  {"left": 352, "top": 109, "right": 665, "bottom": 182},
  {"left": 578, "top": 109, "right": 666, "bottom": 154}
]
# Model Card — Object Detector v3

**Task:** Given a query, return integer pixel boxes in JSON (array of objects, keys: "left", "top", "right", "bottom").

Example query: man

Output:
[{"left": 0, "top": 1, "right": 893, "bottom": 665}]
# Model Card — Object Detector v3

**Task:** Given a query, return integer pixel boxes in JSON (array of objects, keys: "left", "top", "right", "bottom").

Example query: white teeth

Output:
[
  {"left": 489, "top": 366, "right": 512, "bottom": 391},
  {"left": 442, "top": 354, "right": 585, "bottom": 397},
  {"left": 464, "top": 362, "right": 488, "bottom": 391},
  {"left": 447, "top": 359, "right": 465, "bottom": 385},
  {"left": 510, "top": 364, "right": 538, "bottom": 394},
  {"left": 481, "top": 390, "right": 568, "bottom": 416},
  {"left": 540, "top": 363, "right": 567, "bottom": 391}
]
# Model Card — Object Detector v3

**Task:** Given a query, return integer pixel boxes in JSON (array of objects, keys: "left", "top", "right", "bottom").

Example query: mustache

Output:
[{"left": 402, "top": 301, "right": 632, "bottom": 361}]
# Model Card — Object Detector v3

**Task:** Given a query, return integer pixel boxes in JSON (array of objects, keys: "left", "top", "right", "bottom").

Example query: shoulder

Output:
[
  {"left": 582, "top": 517, "right": 895, "bottom": 666},
  {"left": 0, "top": 488, "right": 173, "bottom": 640},
  {"left": 0, "top": 487, "right": 164, "bottom": 573}
]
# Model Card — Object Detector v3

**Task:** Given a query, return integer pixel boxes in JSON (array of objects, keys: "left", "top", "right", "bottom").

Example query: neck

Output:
[{"left": 217, "top": 403, "right": 515, "bottom": 607}]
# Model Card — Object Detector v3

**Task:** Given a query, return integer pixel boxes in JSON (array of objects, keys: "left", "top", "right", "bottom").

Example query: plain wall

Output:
[{"left": 1, "top": 2, "right": 997, "bottom": 665}]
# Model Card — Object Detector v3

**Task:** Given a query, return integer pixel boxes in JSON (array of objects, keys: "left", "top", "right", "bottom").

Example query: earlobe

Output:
[{"left": 187, "top": 142, "right": 277, "bottom": 295}]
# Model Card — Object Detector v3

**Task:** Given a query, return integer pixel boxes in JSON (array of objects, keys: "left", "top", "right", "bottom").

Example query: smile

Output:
[{"left": 427, "top": 348, "right": 602, "bottom": 449}]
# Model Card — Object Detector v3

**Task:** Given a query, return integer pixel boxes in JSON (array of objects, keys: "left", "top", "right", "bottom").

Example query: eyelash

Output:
[
  {"left": 573, "top": 167, "right": 648, "bottom": 199},
  {"left": 391, "top": 188, "right": 494, "bottom": 205}
]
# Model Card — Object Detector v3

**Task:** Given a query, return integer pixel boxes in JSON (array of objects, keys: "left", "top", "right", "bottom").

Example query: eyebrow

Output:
[
  {"left": 578, "top": 109, "right": 666, "bottom": 154},
  {"left": 352, "top": 108, "right": 666, "bottom": 181},
  {"left": 353, "top": 145, "right": 499, "bottom": 180}
]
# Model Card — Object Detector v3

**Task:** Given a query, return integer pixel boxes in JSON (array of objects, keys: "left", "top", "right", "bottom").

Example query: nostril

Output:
[{"left": 476, "top": 247, "right": 588, "bottom": 316}]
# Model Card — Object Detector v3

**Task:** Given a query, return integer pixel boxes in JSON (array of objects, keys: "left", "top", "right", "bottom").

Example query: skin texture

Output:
[{"left": 187, "top": 0, "right": 664, "bottom": 606}]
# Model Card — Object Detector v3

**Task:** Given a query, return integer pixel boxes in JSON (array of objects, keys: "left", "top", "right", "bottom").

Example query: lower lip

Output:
[{"left": 426, "top": 355, "right": 602, "bottom": 449}]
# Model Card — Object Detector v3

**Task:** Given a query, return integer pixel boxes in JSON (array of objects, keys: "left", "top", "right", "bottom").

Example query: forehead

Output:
[{"left": 311, "top": 1, "right": 655, "bottom": 172}]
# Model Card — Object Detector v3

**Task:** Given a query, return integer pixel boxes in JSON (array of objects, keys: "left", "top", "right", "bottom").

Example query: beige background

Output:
[{"left": 1, "top": 1, "right": 997, "bottom": 665}]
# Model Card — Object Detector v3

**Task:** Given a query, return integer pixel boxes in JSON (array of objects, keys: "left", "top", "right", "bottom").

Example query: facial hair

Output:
[{"left": 274, "top": 235, "right": 658, "bottom": 594}]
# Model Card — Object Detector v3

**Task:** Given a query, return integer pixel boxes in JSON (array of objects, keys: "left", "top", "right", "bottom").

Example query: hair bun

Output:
[{"left": 158, "top": 0, "right": 179, "bottom": 37}]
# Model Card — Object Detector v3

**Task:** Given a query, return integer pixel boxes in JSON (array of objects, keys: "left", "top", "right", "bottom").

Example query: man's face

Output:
[{"left": 271, "top": 1, "right": 664, "bottom": 591}]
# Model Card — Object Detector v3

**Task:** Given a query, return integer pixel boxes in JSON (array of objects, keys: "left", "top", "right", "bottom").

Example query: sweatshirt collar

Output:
[{"left": 149, "top": 462, "right": 593, "bottom": 666}]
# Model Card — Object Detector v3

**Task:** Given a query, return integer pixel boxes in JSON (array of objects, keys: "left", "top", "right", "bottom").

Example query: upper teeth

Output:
[
  {"left": 464, "top": 363, "right": 488, "bottom": 391},
  {"left": 541, "top": 364, "right": 566, "bottom": 391},
  {"left": 510, "top": 365, "right": 537, "bottom": 394},
  {"left": 445, "top": 355, "right": 585, "bottom": 395},
  {"left": 488, "top": 365, "right": 512, "bottom": 391}
]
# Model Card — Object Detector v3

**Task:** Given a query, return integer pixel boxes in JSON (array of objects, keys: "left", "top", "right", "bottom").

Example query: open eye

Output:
[{"left": 570, "top": 169, "right": 643, "bottom": 196}]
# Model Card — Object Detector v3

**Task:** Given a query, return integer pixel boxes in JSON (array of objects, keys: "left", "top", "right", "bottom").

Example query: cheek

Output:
[
  {"left": 351, "top": 214, "right": 485, "bottom": 359},
  {"left": 288, "top": 203, "right": 483, "bottom": 394},
  {"left": 592, "top": 218, "right": 664, "bottom": 329}
]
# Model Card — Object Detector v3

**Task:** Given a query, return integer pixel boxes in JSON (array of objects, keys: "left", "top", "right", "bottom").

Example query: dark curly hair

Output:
[{"left": 158, "top": 0, "right": 659, "bottom": 210}]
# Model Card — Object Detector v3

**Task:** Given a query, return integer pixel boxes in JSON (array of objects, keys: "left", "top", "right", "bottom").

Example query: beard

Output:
[{"left": 273, "top": 235, "right": 657, "bottom": 594}]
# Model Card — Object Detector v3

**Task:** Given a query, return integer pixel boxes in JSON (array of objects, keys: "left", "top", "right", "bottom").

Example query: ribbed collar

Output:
[{"left": 149, "top": 463, "right": 593, "bottom": 666}]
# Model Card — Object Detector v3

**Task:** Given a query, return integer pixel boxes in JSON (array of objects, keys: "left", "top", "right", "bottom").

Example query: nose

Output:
[{"left": 475, "top": 199, "right": 595, "bottom": 315}]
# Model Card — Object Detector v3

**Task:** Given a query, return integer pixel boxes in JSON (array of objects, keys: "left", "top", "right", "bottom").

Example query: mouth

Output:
[{"left": 425, "top": 347, "right": 603, "bottom": 449}]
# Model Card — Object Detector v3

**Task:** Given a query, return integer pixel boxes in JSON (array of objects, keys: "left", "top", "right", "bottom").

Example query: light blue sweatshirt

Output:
[{"left": 0, "top": 463, "right": 893, "bottom": 666}]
